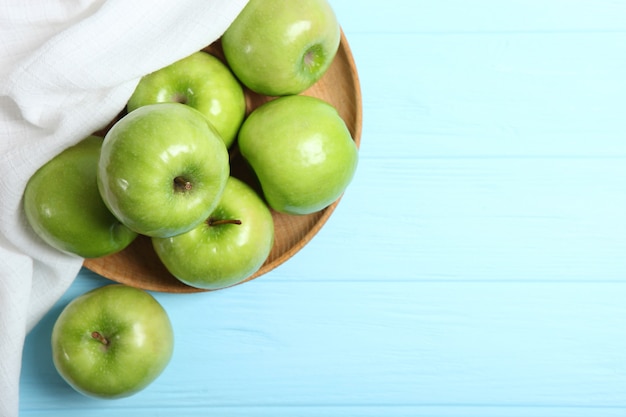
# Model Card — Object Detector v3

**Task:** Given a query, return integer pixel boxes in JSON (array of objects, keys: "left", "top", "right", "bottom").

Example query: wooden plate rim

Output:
[{"left": 83, "top": 30, "right": 362, "bottom": 293}]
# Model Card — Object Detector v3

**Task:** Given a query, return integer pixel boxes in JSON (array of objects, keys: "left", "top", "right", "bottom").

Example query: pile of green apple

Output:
[
  {"left": 24, "top": 0, "right": 360, "bottom": 400},
  {"left": 25, "top": 0, "right": 358, "bottom": 292}
]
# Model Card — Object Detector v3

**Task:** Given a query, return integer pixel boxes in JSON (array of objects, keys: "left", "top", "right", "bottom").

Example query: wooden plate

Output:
[{"left": 83, "top": 31, "right": 362, "bottom": 293}]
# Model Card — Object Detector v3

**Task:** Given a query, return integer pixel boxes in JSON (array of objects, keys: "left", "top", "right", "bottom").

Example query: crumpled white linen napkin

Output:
[{"left": 0, "top": 0, "right": 247, "bottom": 415}]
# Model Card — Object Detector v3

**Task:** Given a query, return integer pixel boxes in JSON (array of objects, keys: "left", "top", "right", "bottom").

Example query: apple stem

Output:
[
  {"left": 91, "top": 331, "right": 109, "bottom": 346},
  {"left": 207, "top": 218, "right": 242, "bottom": 227},
  {"left": 174, "top": 176, "right": 192, "bottom": 192},
  {"left": 171, "top": 92, "right": 188, "bottom": 105}
]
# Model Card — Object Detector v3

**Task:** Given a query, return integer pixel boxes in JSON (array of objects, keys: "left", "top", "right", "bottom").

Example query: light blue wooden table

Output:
[{"left": 19, "top": 1, "right": 626, "bottom": 415}]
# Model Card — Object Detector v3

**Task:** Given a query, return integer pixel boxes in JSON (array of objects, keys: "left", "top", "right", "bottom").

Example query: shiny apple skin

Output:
[
  {"left": 238, "top": 95, "right": 358, "bottom": 215},
  {"left": 127, "top": 51, "right": 245, "bottom": 148},
  {"left": 51, "top": 284, "right": 174, "bottom": 399},
  {"left": 221, "top": 0, "right": 341, "bottom": 96},
  {"left": 23, "top": 135, "right": 137, "bottom": 258},
  {"left": 152, "top": 176, "right": 274, "bottom": 290},
  {"left": 97, "top": 103, "right": 229, "bottom": 238}
]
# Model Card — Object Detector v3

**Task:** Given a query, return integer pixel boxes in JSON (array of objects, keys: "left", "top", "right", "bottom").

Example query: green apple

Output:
[
  {"left": 23, "top": 135, "right": 137, "bottom": 258},
  {"left": 152, "top": 176, "right": 274, "bottom": 290},
  {"left": 238, "top": 95, "right": 358, "bottom": 215},
  {"left": 98, "top": 103, "right": 229, "bottom": 238},
  {"left": 51, "top": 284, "right": 174, "bottom": 399},
  {"left": 221, "top": 0, "right": 341, "bottom": 96},
  {"left": 127, "top": 51, "right": 246, "bottom": 148}
]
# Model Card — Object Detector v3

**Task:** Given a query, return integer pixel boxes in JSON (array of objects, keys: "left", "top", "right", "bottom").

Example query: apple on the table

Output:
[{"left": 51, "top": 284, "right": 174, "bottom": 399}]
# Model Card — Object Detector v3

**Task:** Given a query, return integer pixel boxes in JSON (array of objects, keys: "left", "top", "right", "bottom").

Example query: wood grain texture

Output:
[
  {"left": 20, "top": 272, "right": 626, "bottom": 416},
  {"left": 19, "top": 0, "right": 626, "bottom": 416}
]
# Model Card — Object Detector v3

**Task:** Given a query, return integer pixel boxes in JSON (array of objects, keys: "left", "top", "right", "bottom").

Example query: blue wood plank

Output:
[
  {"left": 19, "top": 272, "right": 626, "bottom": 415},
  {"left": 268, "top": 156, "right": 626, "bottom": 283},
  {"left": 354, "top": 31, "right": 626, "bottom": 158},
  {"left": 334, "top": 0, "right": 626, "bottom": 34},
  {"left": 17, "top": 0, "right": 626, "bottom": 415}
]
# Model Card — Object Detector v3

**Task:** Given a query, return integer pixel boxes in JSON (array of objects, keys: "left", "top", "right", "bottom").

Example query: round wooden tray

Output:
[{"left": 83, "top": 31, "right": 362, "bottom": 293}]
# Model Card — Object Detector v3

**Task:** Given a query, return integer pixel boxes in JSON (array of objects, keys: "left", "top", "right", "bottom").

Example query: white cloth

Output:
[{"left": 0, "top": 1, "right": 247, "bottom": 415}]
